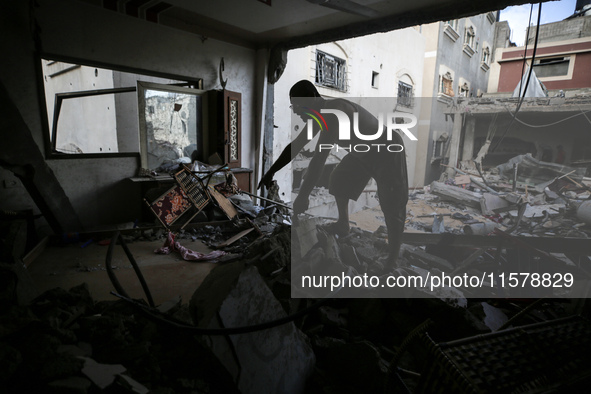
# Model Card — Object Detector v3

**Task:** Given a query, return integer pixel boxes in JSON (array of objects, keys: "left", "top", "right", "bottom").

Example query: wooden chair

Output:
[{"left": 144, "top": 165, "right": 210, "bottom": 233}]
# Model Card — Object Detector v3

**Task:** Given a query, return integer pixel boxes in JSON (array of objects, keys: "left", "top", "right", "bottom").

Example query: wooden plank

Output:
[
  {"left": 23, "top": 236, "right": 49, "bottom": 268},
  {"left": 217, "top": 228, "right": 255, "bottom": 248},
  {"left": 208, "top": 186, "right": 238, "bottom": 219}
]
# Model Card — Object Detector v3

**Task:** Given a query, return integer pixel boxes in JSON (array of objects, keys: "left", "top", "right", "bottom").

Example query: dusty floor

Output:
[
  {"left": 26, "top": 196, "right": 474, "bottom": 307},
  {"left": 350, "top": 193, "right": 474, "bottom": 233},
  {"left": 27, "top": 237, "right": 217, "bottom": 306}
]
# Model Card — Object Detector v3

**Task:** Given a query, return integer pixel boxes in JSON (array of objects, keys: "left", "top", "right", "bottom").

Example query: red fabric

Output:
[{"left": 155, "top": 232, "right": 226, "bottom": 262}]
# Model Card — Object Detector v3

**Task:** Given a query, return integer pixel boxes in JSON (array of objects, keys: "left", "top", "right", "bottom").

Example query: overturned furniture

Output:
[
  {"left": 144, "top": 165, "right": 211, "bottom": 233},
  {"left": 417, "top": 315, "right": 591, "bottom": 393}
]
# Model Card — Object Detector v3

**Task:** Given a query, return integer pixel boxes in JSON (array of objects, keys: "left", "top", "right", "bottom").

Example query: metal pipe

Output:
[{"left": 239, "top": 190, "right": 293, "bottom": 210}]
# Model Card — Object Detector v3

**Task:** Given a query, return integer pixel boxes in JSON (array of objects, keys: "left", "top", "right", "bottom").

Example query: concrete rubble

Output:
[
  {"left": 408, "top": 153, "right": 591, "bottom": 240},
  {"left": 3, "top": 216, "right": 591, "bottom": 392},
  {"left": 4, "top": 154, "right": 591, "bottom": 393},
  {"left": 190, "top": 263, "right": 315, "bottom": 394}
]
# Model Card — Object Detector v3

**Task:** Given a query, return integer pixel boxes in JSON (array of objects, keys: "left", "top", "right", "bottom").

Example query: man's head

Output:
[
  {"left": 290, "top": 80, "right": 323, "bottom": 120},
  {"left": 289, "top": 80, "right": 321, "bottom": 99}
]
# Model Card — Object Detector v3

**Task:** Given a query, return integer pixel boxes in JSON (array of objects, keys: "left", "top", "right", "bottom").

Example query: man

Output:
[{"left": 259, "top": 80, "right": 408, "bottom": 265}]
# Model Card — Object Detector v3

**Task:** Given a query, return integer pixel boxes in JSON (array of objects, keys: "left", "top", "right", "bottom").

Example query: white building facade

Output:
[
  {"left": 415, "top": 12, "right": 499, "bottom": 185},
  {"left": 271, "top": 28, "right": 425, "bottom": 217}
]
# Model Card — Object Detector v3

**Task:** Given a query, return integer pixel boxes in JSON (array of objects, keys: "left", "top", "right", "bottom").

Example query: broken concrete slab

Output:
[
  {"left": 403, "top": 246, "right": 454, "bottom": 271},
  {"left": 430, "top": 181, "right": 482, "bottom": 209},
  {"left": 480, "top": 192, "right": 510, "bottom": 215},
  {"left": 190, "top": 263, "right": 315, "bottom": 394},
  {"left": 482, "top": 302, "right": 508, "bottom": 331},
  {"left": 79, "top": 357, "right": 126, "bottom": 389},
  {"left": 463, "top": 222, "right": 502, "bottom": 236},
  {"left": 545, "top": 188, "right": 560, "bottom": 200},
  {"left": 497, "top": 153, "right": 586, "bottom": 185},
  {"left": 508, "top": 204, "right": 565, "bottom": 218},
  {"left": 455, "top": 174, "right": 471, "bottom": 185},
  {"left": 406, "top": 265, "right": 467, "bottom": 307},
  {"left": 293, "top": 217, "right": 321, "bottom": 258},
  {"left": 504, "top": 192, "right": 523, "bottom": 204},
  {"left": 113, "top": 374, "right": 150, "bottom": 394}
]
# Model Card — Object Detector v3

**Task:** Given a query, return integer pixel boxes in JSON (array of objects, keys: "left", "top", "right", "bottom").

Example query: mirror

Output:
[{"left": 137, "top": 81, "right": 207, "bottom": 170}]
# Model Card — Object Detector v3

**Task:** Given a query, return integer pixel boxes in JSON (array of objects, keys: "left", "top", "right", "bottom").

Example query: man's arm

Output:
[
  {"left": 292, "top": 132, "right": 331, "bottom": 214},
  {"left": 297, "top": 144, "right": 329, "bottom": 198},
  {"left": 258, "top": 124, "right": 315, "bottom": 189}
]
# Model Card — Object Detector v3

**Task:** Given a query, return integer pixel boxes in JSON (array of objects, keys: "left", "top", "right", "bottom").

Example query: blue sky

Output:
[{"left": 500, "top": 0, "right": 578, "bottom": 46}]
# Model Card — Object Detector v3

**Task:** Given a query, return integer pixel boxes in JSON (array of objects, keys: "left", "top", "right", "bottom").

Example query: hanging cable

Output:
[
  {"left": 577, "top": 104, "right": 591, "bottom": 126},
  {"left": 106, "top": 231, "right": 155, "bottom": 307},
  {"left": 105, "top": 231, "right": 337, "bottom": 335},
  {"left": 516, "top": 5, "right": 533, "bottom": 100},
  {"left": 492, "top": 2, "right": 543, "bottom": 152},
  {"left": 501, "top": 105, "right": 591, "bottom": 128}
]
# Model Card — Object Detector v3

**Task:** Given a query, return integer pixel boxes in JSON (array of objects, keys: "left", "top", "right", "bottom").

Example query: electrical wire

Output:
[
  {"left": 105, "top": 231, "right": 336, "bottom": 335},
  {"left": 577, "top": 104, "right": 591, "bottom": 126},
  {"left": 516, "top": 5, "right": 533, "bottom": 100},
  {"left": 106, "top": 231, "right": 155, "bottom": 307},
  {"left": 492, "top": 2, "right": 543, "bottom": 152},
  {"left": 507, "top": 108, "right": 591, "bottom": 128}
]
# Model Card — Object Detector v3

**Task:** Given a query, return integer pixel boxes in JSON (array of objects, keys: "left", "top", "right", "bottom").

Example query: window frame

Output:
[
  {"left": 444, "top": 19, "right": 460, "bottom": 41},
  {"left": 481, "top": 46, "right": 491, "bottom": 71},
  {"left": 458, "top": 82, "right": 470, "bottom": 97},
  {"left": 532, "top": 56, "right": 571, "bottom": 78},
  {"left": 37, "top": 54, "right": 202, "bottom": 160},
  {"left": 397, "top": 80, "right": 414, "bottom": 108},
  {"left": 463, "top": 25, "right": 476, "bottom": 57},
  {"left": 315, "top": 50, "right": 348, "bottom": 92},
  {"left": 372, "top": 71, "right": 379, "bottom": 88},
  {"left": 439, "top": 71, "right": 454, "bottom": 97}
]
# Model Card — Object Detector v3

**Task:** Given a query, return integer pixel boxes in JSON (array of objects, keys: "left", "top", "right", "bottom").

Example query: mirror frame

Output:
[{"left": 137, "top": 81, "right": 208, "bottom": 170}]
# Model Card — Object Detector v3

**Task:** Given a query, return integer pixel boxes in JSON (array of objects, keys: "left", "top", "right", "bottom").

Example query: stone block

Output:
[{"left": 190, "top": 263, "right": 315, "bottom": 394}]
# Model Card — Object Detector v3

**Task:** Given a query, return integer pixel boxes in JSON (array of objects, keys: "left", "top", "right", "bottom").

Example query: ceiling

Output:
[{"left": 82, "top": 0, "right": 548, "bottom": 49}]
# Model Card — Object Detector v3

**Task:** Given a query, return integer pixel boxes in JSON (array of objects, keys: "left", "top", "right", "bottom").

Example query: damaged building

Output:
[{"left": 3, "top": 0, "right": 591, "bottom": 393}]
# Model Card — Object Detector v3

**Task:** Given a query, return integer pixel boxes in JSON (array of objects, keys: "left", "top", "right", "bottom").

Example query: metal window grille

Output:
[
  {"left": 397, "top": 81, "right": 413, "bottom": 107},
  {"left": 316, "top": 50, "right": 347, "bottom": 91}
]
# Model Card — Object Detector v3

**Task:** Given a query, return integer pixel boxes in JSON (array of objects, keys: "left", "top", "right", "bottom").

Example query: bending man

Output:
[{"left": 260, "top": 80, "right": 408, "bottom": 265}]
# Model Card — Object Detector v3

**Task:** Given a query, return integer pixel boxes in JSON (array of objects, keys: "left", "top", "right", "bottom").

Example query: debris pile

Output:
[
  {"left": 3, "top": 222, "right": 591, "bottom": 393},
  {"left": 0, "top": 282, "right": 239, "bottom": 393},
  {"left": 406, "top": 154, "right": 591, "bottom": 239},
  {"left": 5, "top": 155, "right": 591, "bottom": 393}
]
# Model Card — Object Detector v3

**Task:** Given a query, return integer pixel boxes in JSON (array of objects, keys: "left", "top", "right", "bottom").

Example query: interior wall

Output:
[
  {"left": 0, "top": 0, "right": 259, "bottom": 230},
  {"left": 471, "top": 112, "right": 590, "bottom": 167}
]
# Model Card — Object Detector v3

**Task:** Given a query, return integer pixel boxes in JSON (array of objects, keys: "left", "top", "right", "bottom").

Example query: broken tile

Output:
[
  {"left": 190, "top": 263, "right": 315, "bottom": 394},
  {"left": 79, "top": 357, "right": 126, "bottom": 389}
]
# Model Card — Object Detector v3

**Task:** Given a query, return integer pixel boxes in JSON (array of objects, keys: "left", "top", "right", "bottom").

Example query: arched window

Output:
[
  {"left": 439, "top": 71, "right": 454, "bottom": 96},
  {"left": 464, "top": 26, "right": 475, "bottom": 48},
  {"left": 458, "top": 82, "right": 470, "bottom": 97},
  {"left": 482, "top": 46, "right": 490, "bottom": 64},
  {"left": 397, "top": 74, "right": 414, "bottom": 107}
]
